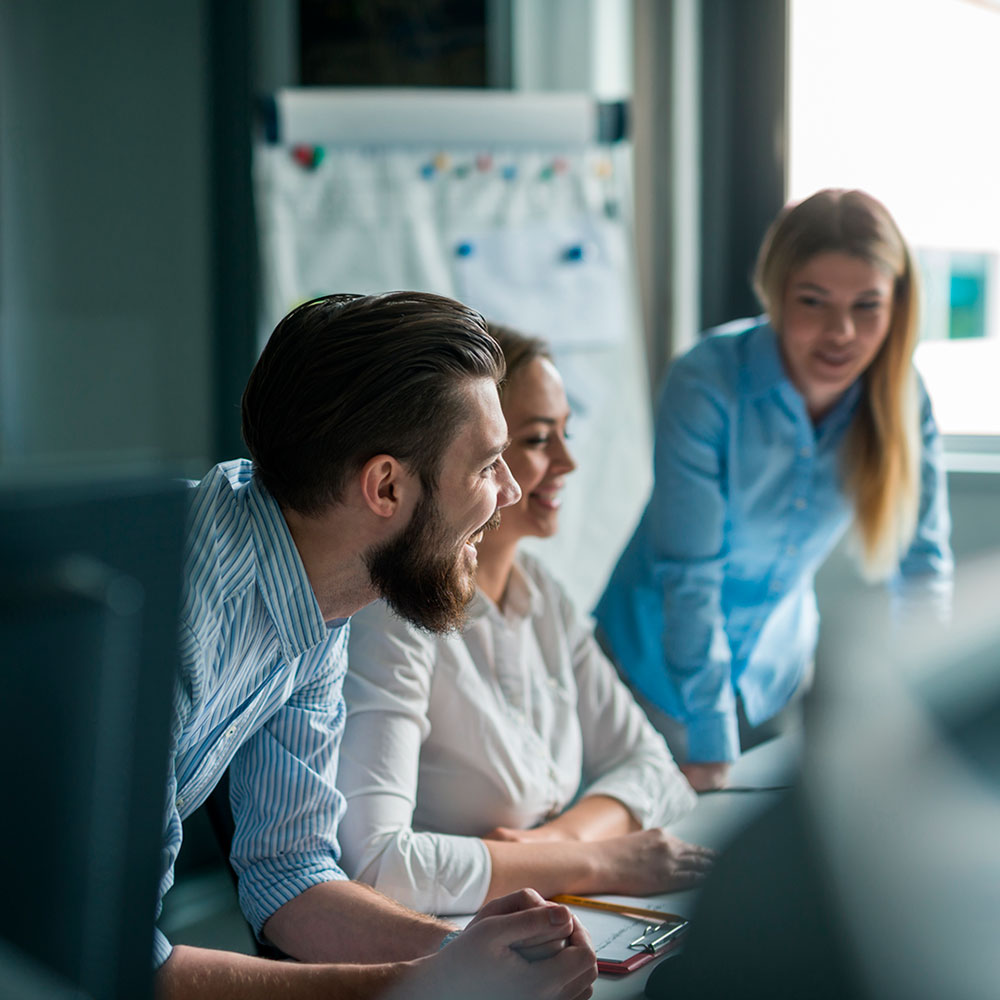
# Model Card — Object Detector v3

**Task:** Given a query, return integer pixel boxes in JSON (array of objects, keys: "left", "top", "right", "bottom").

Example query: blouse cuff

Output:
[{"left": 685, "top": 712, "right": 741, "bottom": 763}]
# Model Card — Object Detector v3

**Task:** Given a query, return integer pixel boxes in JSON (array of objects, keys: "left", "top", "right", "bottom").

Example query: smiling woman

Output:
[{"left": 594, "top": 189, "right": 954, "bottom": 790}]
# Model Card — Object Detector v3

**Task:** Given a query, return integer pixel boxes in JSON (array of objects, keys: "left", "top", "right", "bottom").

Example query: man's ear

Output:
[{"left": 358, "top": 455, "right": 416, "bottom": 519}]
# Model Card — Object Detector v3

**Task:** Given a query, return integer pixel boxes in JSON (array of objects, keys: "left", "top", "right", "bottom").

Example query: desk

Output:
[{"left": 589, "top": 732, "right": 802, "bottom": 999}]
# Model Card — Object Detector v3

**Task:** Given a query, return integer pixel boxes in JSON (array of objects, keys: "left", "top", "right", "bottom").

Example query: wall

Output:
[{"left": 0, "top": 1, "right": 213, "bottom": 478}]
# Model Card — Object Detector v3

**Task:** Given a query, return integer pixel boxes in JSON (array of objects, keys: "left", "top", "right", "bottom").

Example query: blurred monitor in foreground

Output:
[
  {"left": 0, "top": 476, "right": 187, "bottom": 999},
  {"left": 647, "top": 548, "right": 1000, "bottom": 1000}
]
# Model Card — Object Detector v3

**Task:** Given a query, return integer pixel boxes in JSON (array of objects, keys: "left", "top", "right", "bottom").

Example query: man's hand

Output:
[
  {"left": 680, "top": 760, "right": 731, "bottom": 791},
  {"left": 466, "top": 887, "right": 586, "bottom": 961},
  {"left": 400, "top": 889, "right": 597, "bottom": 1000}
]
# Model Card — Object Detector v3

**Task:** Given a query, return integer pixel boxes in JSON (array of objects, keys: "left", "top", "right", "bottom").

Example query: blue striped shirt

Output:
[{"left": 154, "top": 460, "right": 350, "bottom": 968}]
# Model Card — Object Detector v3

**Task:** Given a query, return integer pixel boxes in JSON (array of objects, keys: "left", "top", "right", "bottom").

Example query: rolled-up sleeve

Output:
[
  {"left": 228, "top": 638, "right": 351, "bottom": 936},
  {"left": 649, "top": 358, "right": 740, "bottom": 762},
  {"left": 338, "top": 604, "right": 492, "bottom": 915}
]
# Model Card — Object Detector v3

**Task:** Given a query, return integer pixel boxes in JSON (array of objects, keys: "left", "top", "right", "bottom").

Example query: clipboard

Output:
[
  {"left": 551, "top": 895, "right": 689, "bottom": 975},
  {"left": 595, "top": 916, "right": 688, "bottom": 974}
]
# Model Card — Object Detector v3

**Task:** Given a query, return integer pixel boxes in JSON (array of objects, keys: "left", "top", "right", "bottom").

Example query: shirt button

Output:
[
  {"left": 799, "top": 447, "right": 812, "bottom": 459},
  {"left": 793, "top": 497, "right": 807, "bottom": 510}
]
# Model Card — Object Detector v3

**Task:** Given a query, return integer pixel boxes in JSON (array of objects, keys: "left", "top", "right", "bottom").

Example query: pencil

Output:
[{"left": 551, "top": 894, "right": 686, "bottom": 925}]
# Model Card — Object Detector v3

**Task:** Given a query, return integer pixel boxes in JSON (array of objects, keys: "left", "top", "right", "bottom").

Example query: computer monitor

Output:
[
  {"left": 0, "top": 475, "right": 187, "bottom": 1000},
  {"left": 645, "top": 548, "right": 1000, "bottom": 1000}
]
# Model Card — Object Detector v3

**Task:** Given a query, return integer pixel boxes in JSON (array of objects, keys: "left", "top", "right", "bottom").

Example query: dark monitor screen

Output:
[{"left": 0, "top": 476, "right": 187, "bottom": 1000}]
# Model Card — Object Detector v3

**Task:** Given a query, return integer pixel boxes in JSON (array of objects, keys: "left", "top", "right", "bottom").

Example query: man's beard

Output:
[{"left": 364, "top": 492, "right": 500, "bottom": 634}]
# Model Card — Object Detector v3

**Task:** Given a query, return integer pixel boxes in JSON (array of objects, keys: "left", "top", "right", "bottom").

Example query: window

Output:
[{"left": 788, "top": 0, "right": 1000, "bottom": 441}]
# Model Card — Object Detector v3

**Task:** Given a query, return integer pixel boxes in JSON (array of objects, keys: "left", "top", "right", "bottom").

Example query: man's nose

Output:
[{"left": 496, "top": 456, "right": 521, "bottom": 508}]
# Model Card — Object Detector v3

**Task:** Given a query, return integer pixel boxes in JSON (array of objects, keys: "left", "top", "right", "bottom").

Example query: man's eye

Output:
[{"left": 525, "top": 436, "right": 549, "bottom": 447}]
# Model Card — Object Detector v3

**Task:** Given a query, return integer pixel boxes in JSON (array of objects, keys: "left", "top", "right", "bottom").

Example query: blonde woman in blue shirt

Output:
[{"left": 595, "top": 189, "right": 953, "bottom": 791}]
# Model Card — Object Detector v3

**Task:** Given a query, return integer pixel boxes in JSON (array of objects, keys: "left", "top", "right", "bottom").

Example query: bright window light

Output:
[{"left": 788, "top": 0, "right": 1000, "bottom": 438}]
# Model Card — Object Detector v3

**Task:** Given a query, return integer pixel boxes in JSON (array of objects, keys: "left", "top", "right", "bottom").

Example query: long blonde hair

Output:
[{"left": 753, "top": 189, "right": 921, "bottom": 580}]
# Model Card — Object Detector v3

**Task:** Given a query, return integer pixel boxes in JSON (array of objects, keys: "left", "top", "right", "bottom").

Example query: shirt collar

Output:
[
  {"left": 740, "top": 319, "right": 864, "bottom": 436},
  {"left": 468, "top": 554, "right": 544, "bottom": 625},
  {"left": 740, "top": 319, "right": 788, "bottom": 399},
  {"left": 243, "top": 471, "right": 329, "bottom": 660}
]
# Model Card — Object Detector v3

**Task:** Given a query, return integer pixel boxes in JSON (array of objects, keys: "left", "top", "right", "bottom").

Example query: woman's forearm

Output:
[
  {"left": 483, "top": 828, "right": 714, "bottom": 902},
  {"left": 483, "top": 839, "right": 601, "bottom": 901},
  {"left": 525, "top": 795, "right": 640, "bottom": 841}
]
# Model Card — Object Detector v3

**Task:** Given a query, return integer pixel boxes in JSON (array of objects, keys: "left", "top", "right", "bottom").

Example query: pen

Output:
[{"left": 551, "top": 894, "right": 686, "bottom": 925}]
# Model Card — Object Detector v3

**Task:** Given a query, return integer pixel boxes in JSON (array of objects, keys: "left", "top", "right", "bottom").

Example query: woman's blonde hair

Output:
[{"left": 753, "top": 189, "right": 921, "bottom": 580}]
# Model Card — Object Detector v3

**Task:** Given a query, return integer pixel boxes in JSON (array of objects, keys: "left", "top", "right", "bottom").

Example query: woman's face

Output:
[
  {"left": 496, "top": 356, "right": 576, "bottom": 542},
  {"left": 779, "top": 251, "right": 896, "bottom": 420}
]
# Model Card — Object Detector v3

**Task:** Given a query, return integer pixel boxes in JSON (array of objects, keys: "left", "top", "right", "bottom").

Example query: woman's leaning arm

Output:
[
  {"left": 893, "top": 377, "right": 954, "bottom": 621},
  {"left": 646, "top": 357, "right": 742, "bottom": 762}
]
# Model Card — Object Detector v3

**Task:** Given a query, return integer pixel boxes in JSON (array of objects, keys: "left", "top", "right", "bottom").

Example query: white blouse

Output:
[{"left": 338, "top": 552, "right": 696, "bottom": 915}]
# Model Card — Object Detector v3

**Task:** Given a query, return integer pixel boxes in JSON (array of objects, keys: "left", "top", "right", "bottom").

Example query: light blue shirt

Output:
[
  {"left": 154, "top": 460, "right": 350, "bottom": 967},
  {"left": 594, "top": 318, "right": 952, "bottom": 764}
]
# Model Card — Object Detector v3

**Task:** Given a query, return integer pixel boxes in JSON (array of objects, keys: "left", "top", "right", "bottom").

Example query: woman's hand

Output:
[
  {"left": 595, "top": 828, "right": 716, "bottom": 896},
  {"left": 680, "top": 761, "right": 731, "bottom": 791}
]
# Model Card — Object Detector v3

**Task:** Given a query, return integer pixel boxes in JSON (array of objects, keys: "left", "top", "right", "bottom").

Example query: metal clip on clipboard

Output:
[{"left": 628, "top": 918, "right": 688, "bottom": 955}]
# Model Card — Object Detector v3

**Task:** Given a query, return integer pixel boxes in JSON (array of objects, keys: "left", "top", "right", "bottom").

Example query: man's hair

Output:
[{"left": 241, "top": 291, "right": 505, "bottom": 514}]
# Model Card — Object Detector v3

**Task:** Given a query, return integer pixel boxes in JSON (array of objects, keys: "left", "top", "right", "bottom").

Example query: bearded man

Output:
[{"left": 155, "top": 292, "right": 597, "bottom": 1000}]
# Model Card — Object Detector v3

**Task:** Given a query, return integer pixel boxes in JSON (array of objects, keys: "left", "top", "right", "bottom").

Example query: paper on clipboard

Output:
[{"left": 565, "top": 904, "right": 688, "bottom": 975}]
